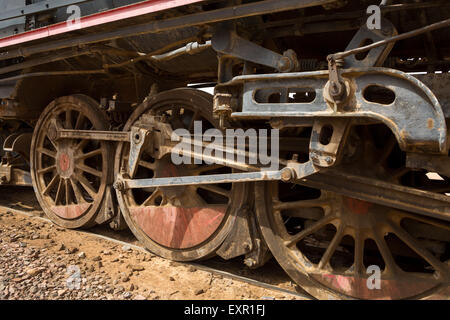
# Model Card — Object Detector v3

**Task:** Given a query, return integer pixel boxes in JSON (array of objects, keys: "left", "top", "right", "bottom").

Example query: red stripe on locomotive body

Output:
[{"left": 0, "top": 0, "right": 205, "bottom": 49}]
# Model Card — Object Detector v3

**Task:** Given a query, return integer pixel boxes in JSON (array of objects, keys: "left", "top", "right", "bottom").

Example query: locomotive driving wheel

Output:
[
  {"left": 30, "top": 95, "right": 111, "bottom": 229},
  {"left": 115, "top": 88, "right": 247, "bottom": 261},
  {"left": 256, "top": 125, "right": 450, "bottom": 299}
]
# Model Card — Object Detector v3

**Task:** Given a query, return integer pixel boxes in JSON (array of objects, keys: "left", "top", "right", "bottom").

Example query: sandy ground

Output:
[{"left": 0, "top": 187, "right": 307, "bottom": 300}]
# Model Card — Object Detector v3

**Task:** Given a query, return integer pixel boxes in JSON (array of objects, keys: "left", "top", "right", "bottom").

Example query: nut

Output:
[
  {"left": 244, "top": 258, "right": 257, "bottom": 268},
  {"left": 280, "top": 168, "right": 296, "bottom": 182},
  {"left": 113, "top": 181, "right": 125, "bottom": 192}
]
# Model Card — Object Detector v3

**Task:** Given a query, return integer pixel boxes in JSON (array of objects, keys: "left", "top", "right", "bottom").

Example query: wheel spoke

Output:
[
  {"left": 392, "top": 210, "right": 450, "bottom": 232},
  {"left": 44, "top": 137, "right": 58, "bottom": 153},
  {"left": 198, "top": 184, "right": 230, "bottom": 198},
  {"left": 318, "top": 224, "right": 344, "bottom": 269},
  {"left": 372, "top": 230, "right": 398, "bottom": 275},
  {"left": 138, "top": 160, "right": 156, "bottom": 170},
  {"left": 37, "top": 147, "right": 56, "bottom": 158},
  {"left": 75, "top": 139, "right": 89, "bottom": 152},
  {"left": 65, "top": 110, "right": 73, "bottom": 129},
  {"left": 285, "top": 214, "right": 336, "bottom": 247},
  {"left": 76, "top": 148, "right": 102, "bottom": 161},
  {"left": 77, "top": 164, "right": 102, "bottom": 177},
  {"left": 65, "top": 178, "right": 70, "bottom": 205},
  {"left": 43, "top": 174, "right": 59, "bottom": 196},
  {"left": 38, "top": 165, "right": 56, "bottom": 175},
  {"left": 274, "top": 199, "right": 329, "bottom": 211},
  {"left": 70, "top": 177, "right": 84, "bottom": 204},
  {"left": 74, "top": 113, "right": 85, "bottom": 130},
  {"left": 353, "top": 231, "right": 365, "bottom": 276},
  {"left": 388, "top": 222, "right": 447, "bottom": 276},
  {"left": 55, "top": 178, "right": 64, "bottom": 205},
  {"left": 184, "top": 186, "right": 209, "bottom": 207},
  {"left": 75, "top": 173, "right": 97, "bottom": 199},
  {"left": 142, "top": 189, "right": 162, "bottom": 207}
]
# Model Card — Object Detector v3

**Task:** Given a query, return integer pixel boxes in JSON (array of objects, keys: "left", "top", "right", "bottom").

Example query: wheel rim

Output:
[
  {"left": 256, "top": 125, "right": 450, "bottom": 299},
  {"left": 31, "top": 95, "right": 110, "bottom": 228},
  {"left": 116, "top": 89, "right": 247, "bottom": 261}
]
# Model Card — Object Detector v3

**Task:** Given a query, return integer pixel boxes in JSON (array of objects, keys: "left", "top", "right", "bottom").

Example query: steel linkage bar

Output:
[
  {"left": 115, "top": 162, "right": 317, "bottom": 191},
  {"left": 55, "top": 129, "right": 130, "bottom": 142},
  {"left": 331, "top": 19, "right": 450, "bottom": 61},
  {"left": 300, "top": 171, "right": 450, "bottom": 222}
]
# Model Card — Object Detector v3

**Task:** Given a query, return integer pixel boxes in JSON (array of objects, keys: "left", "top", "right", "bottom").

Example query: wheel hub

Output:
[{"left": 56, "top": 146, "right": 75, "bottom": 178}]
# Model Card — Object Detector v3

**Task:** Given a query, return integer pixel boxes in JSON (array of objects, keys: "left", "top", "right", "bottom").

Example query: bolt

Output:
[
  {"left": 113, "top": 181, "right": 125, "bottom": 192},
  {"left": 107, "top": 209, "right": 114, "bottom": 218},
  {"left": 281, "top": 168, "right": 296, "bottom": 182},
  {"left": 325, "top": 156, "right": 334, "bottom": 165},
  {"left": 330, "top": 81, "right": 343, "bottom": 98},
  {"left": 277, "top": 57, "right": 292, "bottom": 72},
  {"left": 133, "top": 133, "right": 141, "bottom": 144},
  {"left": 47, "top": 125, "right": 57, "bottom": 141},
  {"left": 0, "top": 176, "right": 7, "bottom": 184},
  {"left": 381, "top": 24, "right": 392, "bottom": 36},
  {"left": 329, "top": 80, "right": 347, "bottom": 101},
  {"left": 244, "top": 258, "right": 257, "bottom": 268},
  {"left": 291, "top": 154, "right": 299, "bottom": 161}
]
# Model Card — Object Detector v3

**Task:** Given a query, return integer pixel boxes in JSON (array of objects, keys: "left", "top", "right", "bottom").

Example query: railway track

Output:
[{"left": 0, "top": 187, "right": 313, "bottom": 300}]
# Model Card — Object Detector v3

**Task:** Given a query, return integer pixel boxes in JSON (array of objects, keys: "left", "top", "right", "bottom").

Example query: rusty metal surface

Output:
[
  {"left": 212, "top": 28, "right": 299, "bottom": 72},
  {"left": 114, "top": 88, "right": 250, "bottom": 262},
  {"left": 226, "top": 67, "right": 447, "bottom": 154},
  {"left": 30, "top": 94, "right": 112, "bottom": 228},
  {"left": 312, "top": 273, "right": 437, "bottom": 300},
  {"left": 0, "top": 0, "right": 335, "bottom": 61},
  {"left": 0, "top": 0, "right": 447, "bottom": 301},
  {"left": 118, "top": 170, "right": 292, "bottom": 190},
  {"left": 415, "top": 73, "right": 450, "bottom": 119},
  {"left": 130, "top": 205, "right": 227, "bottom": 249},
  {"left": 300, "top": 171, "right": 450, "bottom": 222},
  {"left": 406, "top": 153, "right": 450, "bottom": 178},
  {"left": 255, "top": 180, "right": 450, "bottom": 300},
  {"left": 0, "top": 0, "right": 206, "bottom": 49},
  {"left": 51, "top": 203, "right": 91, "bottom": 219}
]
